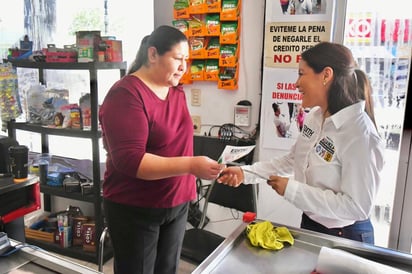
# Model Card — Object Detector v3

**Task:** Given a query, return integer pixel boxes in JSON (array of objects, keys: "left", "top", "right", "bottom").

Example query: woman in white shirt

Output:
[{"left": 217, "top": 42, "right": 385, "bottom": 244}]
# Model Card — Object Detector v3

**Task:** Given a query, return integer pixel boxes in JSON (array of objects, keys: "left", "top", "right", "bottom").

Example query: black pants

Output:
[
  {"left": 301, "top": 213, "right": 374, "bottom": 244},
  {"left": 104, "top": 199, "right": 189, "bottom": 274}
]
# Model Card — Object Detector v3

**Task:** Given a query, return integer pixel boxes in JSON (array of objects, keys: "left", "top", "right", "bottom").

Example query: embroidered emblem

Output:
[{"left": 314, "top": 136, "right": 335, "bottom": 162}]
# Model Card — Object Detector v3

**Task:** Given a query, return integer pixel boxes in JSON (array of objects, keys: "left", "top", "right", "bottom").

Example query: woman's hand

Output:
[
  {"left": 267, "top": 175, "right": 289, "bottom": 196},
  {"left": 216, "top": 166, "right": 244, "bottom": 187},
  {"left": 191, "top": 156, "right": 225, "bottom": 180}
]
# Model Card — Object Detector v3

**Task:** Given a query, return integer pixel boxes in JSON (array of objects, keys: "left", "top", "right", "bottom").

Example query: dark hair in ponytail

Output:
[
  {"left": 127, "top": 25, "right": 188, "bottom": 74},
  {"left": 300, "top": 42, "right": 377, "bottom": 129}
]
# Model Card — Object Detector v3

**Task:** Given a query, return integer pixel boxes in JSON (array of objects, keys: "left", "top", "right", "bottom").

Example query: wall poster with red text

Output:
[{"left": 259, "top": 0, "right": 336, "bottom": 153}]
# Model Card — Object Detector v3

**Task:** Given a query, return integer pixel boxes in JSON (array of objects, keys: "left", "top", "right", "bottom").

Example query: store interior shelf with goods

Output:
[
  {"left": 6, "top": 31, "right": 123, "bottom": 64},
  {"left": 4, "top": 54, "right": 126, "bottom": 264},
  {"left": 173, "top": 0, "right": 241, "bottom": 90}
]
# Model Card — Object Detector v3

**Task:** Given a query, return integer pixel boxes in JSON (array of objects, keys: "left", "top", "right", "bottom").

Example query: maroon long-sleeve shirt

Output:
[{"left": 99, "top": 75, "right": 196, "bottom": 208}]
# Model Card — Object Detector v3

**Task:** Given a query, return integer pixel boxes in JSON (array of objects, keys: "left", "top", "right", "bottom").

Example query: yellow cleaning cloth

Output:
[{"left": 246, "top": 221, "right": 294, "bottom": 250}]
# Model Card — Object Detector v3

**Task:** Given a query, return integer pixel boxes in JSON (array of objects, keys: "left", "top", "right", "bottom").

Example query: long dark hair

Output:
[
  {"left": 301, "top": 42, "right": 376, "bottom": 127},
  {"left": 127, "top": 25, "right": 188, "bottom": 74}
]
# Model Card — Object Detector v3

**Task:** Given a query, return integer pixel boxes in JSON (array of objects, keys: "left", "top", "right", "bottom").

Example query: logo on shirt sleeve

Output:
[
  {"left": 314, "top": 136, "right": 335, "bottom": 162},
  {"left": 302, "top": 124, "right": 314, "bottom": 139}
]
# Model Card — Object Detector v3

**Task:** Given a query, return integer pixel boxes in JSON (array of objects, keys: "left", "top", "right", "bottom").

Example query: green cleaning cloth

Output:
[{"left": 246, "top": 221, "right": 294, "bottom": 250}]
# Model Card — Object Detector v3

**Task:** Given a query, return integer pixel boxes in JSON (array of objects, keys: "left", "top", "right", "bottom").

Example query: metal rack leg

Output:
[{"left": 98, "top": 226, "right": 109, "bottom": 272}]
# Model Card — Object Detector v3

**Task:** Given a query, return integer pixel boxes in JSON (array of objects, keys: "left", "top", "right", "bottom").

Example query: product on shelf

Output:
[
  {"left": 173, "top": 0, "right": 240, "bottom": 89},
  {"left": 0, "top": 63, "right": 21, "bottom": 131},
  {"left": 43, "top": 45, "right": 77, "bottom": 63},
  {"left": 76, "top": 31, "right": 101, "bottom": 63},
  {"left": 8, "top": 59, "right": 127, "bottom": 264}
]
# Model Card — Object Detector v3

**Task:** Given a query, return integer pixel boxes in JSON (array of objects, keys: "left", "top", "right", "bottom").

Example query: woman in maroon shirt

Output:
[{"left": 99, "top": 25, "right": 223, "bottom": 274}]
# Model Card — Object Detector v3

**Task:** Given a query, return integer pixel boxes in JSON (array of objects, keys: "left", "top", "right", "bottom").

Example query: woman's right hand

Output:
[
  {"left": 216, "top": 166, "right": 244, "bottom": 187},
  {"left": 191, "top": 156, "right": 225, "bottom": 180}
]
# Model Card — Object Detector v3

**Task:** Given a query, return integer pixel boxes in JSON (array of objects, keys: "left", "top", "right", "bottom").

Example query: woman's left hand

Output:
[{"left": 267, "top": 175, "right": 289, "bottom": 196}]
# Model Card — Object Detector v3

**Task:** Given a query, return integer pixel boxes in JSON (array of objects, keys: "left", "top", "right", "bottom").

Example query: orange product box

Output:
[
  {"left": 220, "top": 9, "right": 239, "bottom": 21},
  {"left": 189, "top": 24, "right": 207, "bottom": 36},
  {"left": 188, "top": 14, "right": 207, "bottom": 36},
  {"left": 190, "top": 49, "right": 206, "bottom": 59},
  {"left": 173, "top": 20, "right": 189, "bottom": 36},
  {"left": 205, "top": 13, "right": 221, "bottom": 36},
  {"left": 206, "top": 0, "right": 221, "bottom": 13},
  {"left": 189, "top": 2, "right": 207, "bottom": 14},
  {"left": 218, "top": 66, "right": 238, "bottom": 90},
  {"left": 219, "top": 55, "right": 237, "bottom": 67},
  {"left": 190, "top": 70, "right": 204, "bottom": 81},
  {"left": 190, "top": 60, "right": 205, "bottom": 81},
  {"left": 218, "top": 79, "right": 238, "bottom": 90},
  {"left": 205, "top": 70, "right": 219, "bottom": 81},
  {"left": 207, "top": 23, "right": 220, "bottom": 36},
  {"left": 204, "top": 59, "right": 219, "bottom": 81},
  {"left": 220, "top": 32, "right": 238, "bottom": 44},
  {"left": 219, "top": 44, "right": 238, "bottom": 67},
  {"left": 220, "top": 20, "right": 240, "bottom": 44},
  {"left": 220, "top": 0, "right": 241, "bottom": 21},
  {"left": 206, "top": 47, "right": 220, "bottom": 59},
  {"left": 205, "top": 37, "right": 220, "bottom": 59},
  {"left": 218, "top": 78, "right": 238, "bottom": 90},
  {"left": 104, "top": 39, "right": 123, "bottom": 62},
  {"left": 173, "top": 7, "right": 190, "bottom": 19},
  {"left": 189, "top": 37, "right": 207, "bottom": 59}
]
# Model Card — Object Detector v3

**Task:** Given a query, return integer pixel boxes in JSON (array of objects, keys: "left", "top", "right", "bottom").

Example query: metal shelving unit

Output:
[{"left": 7, "top": 60, "right": 127, "bottom": 264}]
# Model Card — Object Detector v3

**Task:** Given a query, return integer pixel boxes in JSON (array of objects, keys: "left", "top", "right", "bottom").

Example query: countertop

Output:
[
  {"left": 0, "top": 238, "right": 102, "bottom": 274},
  {"left": 193, "top": 221, "right": 412, "bottom": 273}
]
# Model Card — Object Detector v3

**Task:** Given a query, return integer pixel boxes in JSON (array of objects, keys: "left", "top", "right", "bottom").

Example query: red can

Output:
[{"left": 59, "top": 226, "right": 72, "bottom": 248}]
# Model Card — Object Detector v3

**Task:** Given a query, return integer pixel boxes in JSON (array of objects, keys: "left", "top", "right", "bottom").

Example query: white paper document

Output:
[
  {"left": 316, "top": 246, "right": 411, "bottom": 274},
  {"left": 217, "top": 145, "right": 256, "bottom": 164}
]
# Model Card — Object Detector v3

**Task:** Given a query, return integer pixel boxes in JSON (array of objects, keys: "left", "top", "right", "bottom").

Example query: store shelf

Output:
[
  {"left": 12, "top": 122, "right": 101, "bottom": 138},
  {"left": 40, "top": 184, "right": 96, "bottom": 203},
  {"left": 8, "top": 60, "right": 126, "bottom": 264},
  {"left": 25, "top": 238, "right": 113, "bottom": 264},
  {"left": 9, "top": 60, "right": 127, "bottom": 71}
]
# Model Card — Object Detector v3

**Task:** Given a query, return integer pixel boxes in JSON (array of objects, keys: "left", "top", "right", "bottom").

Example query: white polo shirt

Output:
[{"left": 243, "top": 101, "right": 385, "bottom": 228}]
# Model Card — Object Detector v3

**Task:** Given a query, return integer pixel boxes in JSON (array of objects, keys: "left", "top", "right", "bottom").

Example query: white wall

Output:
[{"left": 154, "top": 0, "right": 265, "bottom": 139}]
